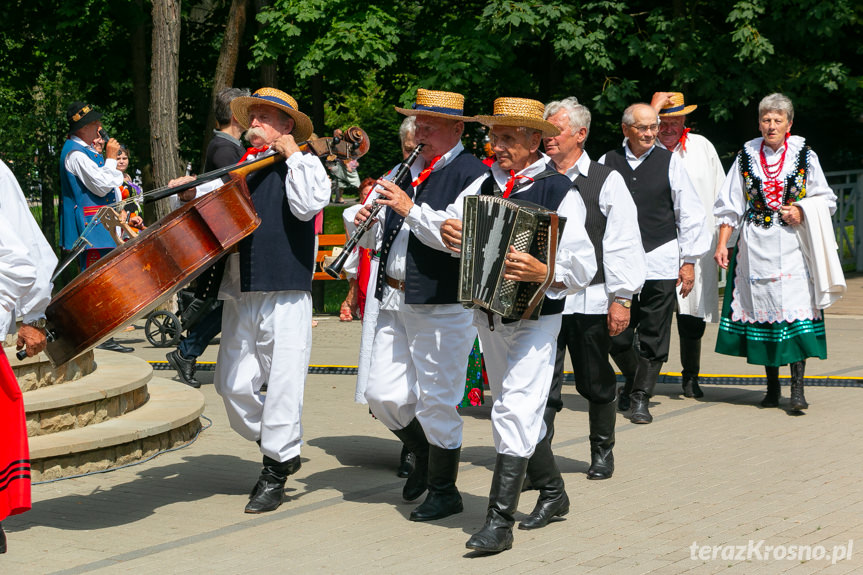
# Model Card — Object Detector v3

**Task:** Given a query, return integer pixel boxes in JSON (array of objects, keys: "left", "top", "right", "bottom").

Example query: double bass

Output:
[{"left": 43, "top": 128, "right": 369, "bottom": 366}]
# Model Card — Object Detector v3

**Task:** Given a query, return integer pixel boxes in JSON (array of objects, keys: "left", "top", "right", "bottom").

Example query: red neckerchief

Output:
[
  {"left": 410, "top": 155, "right": 442, "bottom": 188},
  {"left": 239, "top": 145, "right": 269, "bottom": 163},
  {"left": 678, "top": 127, "right": 691, "bottom": 152},
  {"left": 502, "top": 170, "right": 534, "bottom": 198}
]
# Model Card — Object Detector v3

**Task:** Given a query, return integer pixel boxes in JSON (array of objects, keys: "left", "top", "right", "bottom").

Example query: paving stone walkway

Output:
[{"left": 4, "top": 277, "right": 863, "bottom": 574}]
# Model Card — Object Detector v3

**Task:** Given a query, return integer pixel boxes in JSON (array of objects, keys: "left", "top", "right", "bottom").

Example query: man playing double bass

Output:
[{"left": 173, "top": 88, "right": 330, "bottom": 514}]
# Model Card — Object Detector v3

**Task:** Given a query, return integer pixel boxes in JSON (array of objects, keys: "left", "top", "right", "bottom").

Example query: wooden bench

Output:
[
  {"left": 312, "top": 233, "right": 347, "bottom": 312},
  {"left": 314, "top": 233, "right": 347, "bottom": 280}
]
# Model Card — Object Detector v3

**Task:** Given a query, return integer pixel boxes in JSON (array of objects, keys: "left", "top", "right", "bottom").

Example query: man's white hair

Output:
[
  {"left": 399, "top": 116, "right": 416, "bottom": 145},
  {"left": 544, "top": 97, "right": 592, "bottom": 139},
  {"left": 622, "top": 103, "right": 657, "bottom": 126}
]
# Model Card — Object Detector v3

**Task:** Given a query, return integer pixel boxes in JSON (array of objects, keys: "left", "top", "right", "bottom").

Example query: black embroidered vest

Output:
[
  {"left": 738, "top": 144, "right": 810, "bottom": 228},
  {"left": 375, "top": 150, "right": 487, "bottom": 304}
]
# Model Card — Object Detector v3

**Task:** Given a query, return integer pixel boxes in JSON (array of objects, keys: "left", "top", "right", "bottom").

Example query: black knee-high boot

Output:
[
  {"left": 409, "top": 445, "right": 463, "bottom": 521},
  {"left": 680, "top": 336, "right": 704, "bottom": 398},
  {"left": 612, "top": 348, "right": 639, "bottom": 412},
  {"left": 391, "top": 418, "right": 430, "bottom": 501},
  {"left": 519, "top": 436, "right": 569, "bottom": 529},
  {"left": 630, "top": 356, "right": 663, "bottom": 424},
  {"left": 762, "top": 366, "right": 781, "bottom": 408},
  {"left": 586, "top": 401, "right": 615, "bottom": 480},
  {"left": 466, "top": 454, "right": 529, "bottom": 554},
  {"left": 245, "top": 454, "right": 302, "bottom": 513},
  {"left": 789, "top": 360, "right": 808, "bottom": 411}
]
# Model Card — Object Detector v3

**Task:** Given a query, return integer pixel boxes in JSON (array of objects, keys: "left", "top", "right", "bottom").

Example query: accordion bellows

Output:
[{"left": 458, "top": 195, "right": 566, "bottom": 320}]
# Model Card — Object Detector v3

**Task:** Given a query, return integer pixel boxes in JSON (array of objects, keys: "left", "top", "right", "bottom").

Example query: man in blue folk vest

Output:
[
  {"left": 186, "top": 88, "right": 330, "bottom": 513},
  {"left": 59, "top": 101, "right": 133, "bottom": 353},
  {"left": 352, "top": 89, "right": 486, "bottom": 523},
  {"left": 599, "top": 103, "right": 710, "bottom": 424},
  {"left": 438, "top": 97, "right": 597, "bottom": 554}
]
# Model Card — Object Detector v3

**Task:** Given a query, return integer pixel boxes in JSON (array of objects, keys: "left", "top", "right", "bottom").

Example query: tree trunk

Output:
[
  {"left": 131, "top": 0, "right": 153, "bottom": 194},
  {"left": 150, "top": 0, "right": 184, "bottom": 221},
  {"left": 37, "top": 147, "right": 56, "bottom": 248},
  {"left": 200, "top": 0, "right": 249, "bottom": 170},
  {"left": 255, "top": 0, "right": 278, "bottom": 87},
  {"left": 311, "top": 73, "right": 324, "bottom": 135}
]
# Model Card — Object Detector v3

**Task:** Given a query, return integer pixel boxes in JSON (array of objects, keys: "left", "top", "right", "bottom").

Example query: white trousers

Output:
[
  {"left": 364, "top": 306, "right": 475, "bottom": 449},
  {"left": 476, "top": 311, "right": 561, "bottom": 457},
  {"left": 214, "top": 290, "right": 312, "bottom": 462}
]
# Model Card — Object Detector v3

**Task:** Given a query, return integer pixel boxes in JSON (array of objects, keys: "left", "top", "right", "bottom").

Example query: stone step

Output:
[
  {"left": 5, "top": 345, "right": 95, "bottom": 392},
  {"left": 29, "top": 377, "right": 205, "bottom": 481},
  {"left": 23, "top": 351, "right": 153, "bottom": 436}
]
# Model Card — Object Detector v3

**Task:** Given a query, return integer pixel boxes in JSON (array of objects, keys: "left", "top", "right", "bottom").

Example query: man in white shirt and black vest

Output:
[
  {"left": 542, "top": 97, "right": 646, "bottom": 480},
  {"left": 186, "top": 88, "right": 331, "bottom": 514},
  {"left": 438, "top": 97, "right": 597, "bottom": 554},
  {"left": 599, "top": 103, "right": 710, "bottom": 425},
  {"left": 650, "top": 92, "right": 725, "bottom": 400},
  {"left": 353, "top": 89, "right": 487, "bottom": 523}
]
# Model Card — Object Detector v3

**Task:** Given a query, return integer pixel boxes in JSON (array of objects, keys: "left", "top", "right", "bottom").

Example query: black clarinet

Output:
[{"left": 324, "top": 144, "right": 425, "bottom": 279}]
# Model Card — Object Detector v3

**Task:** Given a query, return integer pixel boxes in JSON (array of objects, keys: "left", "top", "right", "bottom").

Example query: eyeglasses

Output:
[{"left": 628, "top": 123, "right": 660, "bottom": 134}]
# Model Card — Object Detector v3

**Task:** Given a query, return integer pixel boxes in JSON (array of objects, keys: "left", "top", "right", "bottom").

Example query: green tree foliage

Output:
[{"left": 1, "top": 0, "right": 861, "bottom": 242}]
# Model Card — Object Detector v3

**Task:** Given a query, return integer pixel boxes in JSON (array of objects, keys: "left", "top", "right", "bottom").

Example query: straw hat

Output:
[
  {"left": 66, "top": 102, "right": 103, "bottom": 134},
  {"left": 230, "top": 88, "right": 314, "bottom": 142},
  {"left": 658, "top": 92, "right": 698, "bottom": 117},
  {"left": 394, "top": 88, "right": 474, "bottom": 121},
  {"left": 474, "top": 97, "right": 560, "bottom": 137}
]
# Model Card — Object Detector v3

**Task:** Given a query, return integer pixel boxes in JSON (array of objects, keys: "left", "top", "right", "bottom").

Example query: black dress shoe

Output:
[
  {"left": 0, "top": 522, "right": 6, "bottom": 554},
  {"left": 97, "top": 338, "right": 134, "bottom": 353},
  {"left": 166, "top": 349, "right": 200, "bottom": 388},
  {"left": 244, "top": 478, "right": 285, "bottom": 513}
]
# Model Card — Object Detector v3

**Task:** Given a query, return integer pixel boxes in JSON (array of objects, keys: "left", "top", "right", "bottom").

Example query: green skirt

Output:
[{"left": 715, "top": 247, "right": 827, "bottom": 367}]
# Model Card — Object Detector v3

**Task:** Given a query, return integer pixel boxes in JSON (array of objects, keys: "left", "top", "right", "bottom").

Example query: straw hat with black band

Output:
[
  {"left": 66, "top": 102, "right": 103, "bottom": 134},
  {"left": 474, "top": 97, "right": 560, "bottom": 137},
  {"left": 394, "top": 88, "right": 475, "bottom": 121},
  {"left": 657, "top": 92, "right": 697, "bottom": 117},
  {"left": 230, "top": 88, "right": 314, "bottom": 142}
]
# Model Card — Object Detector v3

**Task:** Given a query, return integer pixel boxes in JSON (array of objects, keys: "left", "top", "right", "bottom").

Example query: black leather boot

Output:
[
  {"left": 680, "top": 337, "right": 703, "bottom": 398},
  {"left": 586, "top": 401, "right": 615, "bottom": 480},
  {"left": 245, "top": 455, "right": 301, "bottom": 513},
  {"left": 630, "top": 357, "right": 663, "bottom": 424},
  {"left": 789, "top": 360, "right": 808, "bottom": 411},
  {"left": 519, "top": 436, "right": 569, "bottom": 530},
  {"left": 166, "top": 349, "right": 200, "bottom": 388},
  {"left": 466, "top": 454, "right": 528, "bottom": 553},
  {"left": 391, "top": 418, "right": 429, "bottom": 501},
  {"left": 761, "top": 366, "right": 781, "bottom": 408},
  {"left": 0, "top": 522, "right": 6, "bottom": 554},
  {"left": 409, "top": 445, "right": 463, "bottom": 521},
  {"left": 613, "top": 348, "right": 638, "bottom": 412},
  {"left": 542, "top": 406, "right": 558, "bottom": 445},
  {"left": 396, "top": 444, "right": 414, "bottom": 478}
]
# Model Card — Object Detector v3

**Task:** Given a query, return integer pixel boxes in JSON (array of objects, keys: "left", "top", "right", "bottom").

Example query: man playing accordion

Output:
[{"left": 437, "top": 97, "right": 597, "bottom": 554}]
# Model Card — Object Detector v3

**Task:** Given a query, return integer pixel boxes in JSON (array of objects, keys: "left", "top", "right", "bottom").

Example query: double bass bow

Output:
[{"left": 43, "top": 127, "right": 370, "bottom": 367}]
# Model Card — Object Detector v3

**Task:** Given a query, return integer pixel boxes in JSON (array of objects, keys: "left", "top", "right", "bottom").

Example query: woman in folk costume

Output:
[
  {"left": 0, "top": 159, "right": 57, "bottom": 553},
  {"left": 714, "top": 93, "right": 845, "bottom": 411}
]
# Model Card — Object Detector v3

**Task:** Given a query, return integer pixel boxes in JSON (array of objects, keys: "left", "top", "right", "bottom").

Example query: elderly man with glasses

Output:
[{"left": 598, "top": 103, "right": 710, "bottom": 425}]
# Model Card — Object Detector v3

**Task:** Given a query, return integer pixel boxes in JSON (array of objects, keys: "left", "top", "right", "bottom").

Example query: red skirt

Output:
[{"left": 0, "top": 350, "right": 31, "bottom": 520}]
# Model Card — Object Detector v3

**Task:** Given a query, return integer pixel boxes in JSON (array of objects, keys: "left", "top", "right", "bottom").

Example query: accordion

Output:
[{"left": 458, "top": 195, "right": 566, "bottom": 320}]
